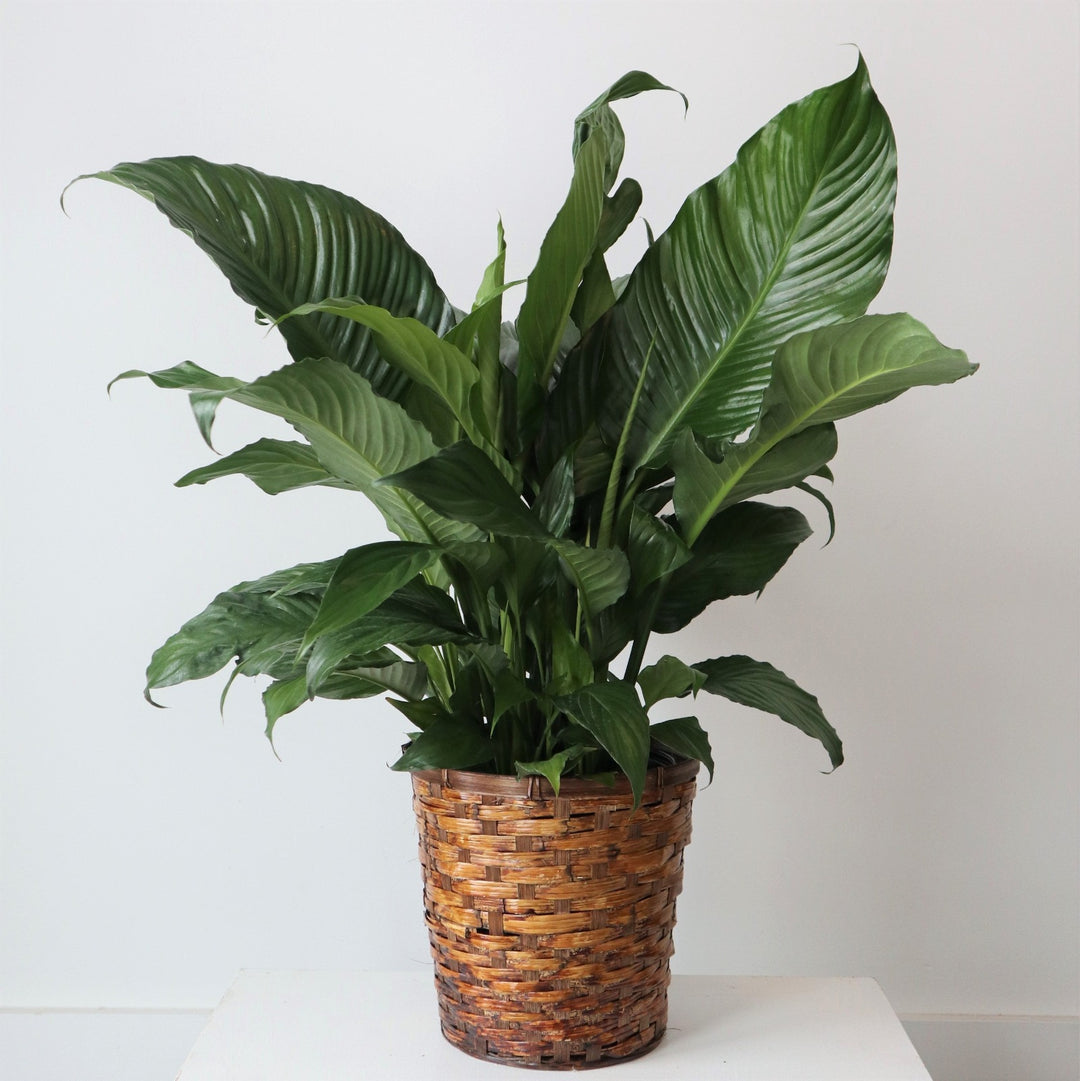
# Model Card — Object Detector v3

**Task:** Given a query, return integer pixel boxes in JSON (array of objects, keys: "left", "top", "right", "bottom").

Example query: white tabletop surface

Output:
[{"left": 174, "top": 970, "right": 931, "bottom": 1080}]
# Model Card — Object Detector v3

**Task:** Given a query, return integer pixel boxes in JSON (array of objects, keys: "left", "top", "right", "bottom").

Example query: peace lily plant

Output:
[{"left": 74, "top": 58, "right": 974, "bottom": 806}]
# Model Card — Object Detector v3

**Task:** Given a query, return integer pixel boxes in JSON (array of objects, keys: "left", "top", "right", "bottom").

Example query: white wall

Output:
[{"left": 2, "top": 1, "right": 1077, "bottom": 1077}]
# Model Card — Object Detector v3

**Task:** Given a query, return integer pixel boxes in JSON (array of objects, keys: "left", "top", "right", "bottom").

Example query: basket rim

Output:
[{"left": 410, "top": 757, "right": 699, "bottom": 800}]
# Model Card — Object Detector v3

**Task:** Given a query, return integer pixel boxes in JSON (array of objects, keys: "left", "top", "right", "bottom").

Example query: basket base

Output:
[{"left": 438, "top": 1018, "right": 667, "bottom": 1071}]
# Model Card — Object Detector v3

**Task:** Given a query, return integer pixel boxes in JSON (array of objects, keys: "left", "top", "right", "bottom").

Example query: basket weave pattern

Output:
[{"left": 411, "top": 760, "right": 698, "bottom": 1069}]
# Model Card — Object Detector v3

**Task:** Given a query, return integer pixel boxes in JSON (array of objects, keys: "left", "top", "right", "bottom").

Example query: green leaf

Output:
[
  {"left": 547, "top": 619, "right": 594, "bottom": 696},
  {"left": 555, "top": 681, "right": 650, "bottom": 807},
  {"left": 145, "top": 561, "right": 333, "bottom": 698},
  {"left": 300, "top": 541, "right": 439, "bottom": 651},
  {"left": 574, "top": 71, "right": 687, "bottom": 192},
  {"left": 533, "top": 451, "right": 575, "bottom": 538},
  {"left": 597, "top": 57, "right": 898, "bottom": 472},
  {"left": 638, "top": 655, "right": 706, "bottom": 709},
  {"left": 695, "top": 655, "right": 842, "bottom": 769},
  {"left": 304, "top": 579, "right": 469, "bottom": 695},
  {"left": 515, "top": 746, "right": 590, "bottom": 796},
  {"left": 515, "top": 129, "right": 609, "bottom": 436},
  {"left": 550, "top": 541, "right": 630, "bottom": 622},
  {"left": 77, "top": 156, "right": 454, "bottom": 398},
  {"left": 656, "top": 502, "right": 812, "bottom": 633},
  {"left": 679, "top": 313, "right": 976, "bottom": 542},
  {"left": 721, "top": 424, "right": 839, "bottom": 507},
  {"left": 176, "top": 438, "right": 345, "bottom": 495},
  {"left": 379, "top": 441, "right": 544, "bottom": 539},
  {"left": 649, "top": 716, "right": 714, "bottom": 783},
  {"left": 281, "top": 300, "right": 486, "bottom": 443},
  {"left": 390, "top": 715, "right": 494, "bottom": 771},
  {"left": 626, "top": 503, "right": 691, "bottom": 595}
]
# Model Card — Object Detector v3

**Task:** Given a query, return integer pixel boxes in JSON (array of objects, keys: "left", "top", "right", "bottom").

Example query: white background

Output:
[{"left": 2, "top": 1, "right": 1077, "bottom": 1077}]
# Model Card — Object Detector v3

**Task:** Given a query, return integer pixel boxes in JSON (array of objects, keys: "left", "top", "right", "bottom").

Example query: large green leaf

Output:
[
  {"left": 379, "top": 441, "right": 542, "bottom": 538},
  {"left": 597, "top": 57, "right": 897, "bottom": 472},
  {"left": 300, "top": 541, "right": 439, "bottom": 651},
  {"left": 121, "top": 358, "right": 483, "bottom": 547},
  {"left": 176, "top": 438, "right": 346, "bottom": 495},
  {"left": 75, "top": 156, "right": 455, "bottom": 398},
  {"left": 555, "top": 681, "right": 651, "bottom": 806},
  {"left": 144, "top": 560, "right": 337, "bottom": 699},
  {"left": 550, "top": 541, "right": 630, "bottom": 622},
  {"left": 695, "top": 655, "right": 842, "bottom": 769},
  {"left": 304, "top": 578, "right": 470, "bottom": 694},
  {"left": 676, "top": 313, "right": 976, "bottom": 542},
  {"left": 390, "top": 715, "right": 494, "bottom": 771},
  {"left": 280, "top": 300, "right": 487, "bottom": 444},
  {"left": 649, "top": 716, "right": 714, "bottom": 782},
  {"left": 638, "top": 656, "right": 705, "bottom": 710},
  {"left": 655, "top": 502, "right": 812, "bottom": 632}
]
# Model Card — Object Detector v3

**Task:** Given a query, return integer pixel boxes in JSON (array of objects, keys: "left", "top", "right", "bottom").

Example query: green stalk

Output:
[{"left": 596, "top": 337, "right": 656, "bottom": 551}]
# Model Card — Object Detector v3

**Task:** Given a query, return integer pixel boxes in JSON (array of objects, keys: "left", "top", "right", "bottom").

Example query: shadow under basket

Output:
[{"left": 411, "top": 759, "right": 699, "bottom": 1070}]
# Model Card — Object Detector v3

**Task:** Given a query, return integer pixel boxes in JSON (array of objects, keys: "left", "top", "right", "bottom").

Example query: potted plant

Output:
[{"left": 71, "top": 55, "right": 974, "bottom": 1069}]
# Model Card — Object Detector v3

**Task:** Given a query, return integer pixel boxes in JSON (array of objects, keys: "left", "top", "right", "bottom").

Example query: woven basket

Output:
[{"left": 411, "top": 759, "right": 698, "bottom": 1069}]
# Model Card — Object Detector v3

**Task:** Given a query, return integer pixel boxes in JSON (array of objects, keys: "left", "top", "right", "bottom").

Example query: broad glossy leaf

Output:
[
  {"left": 695, "top": 655, "right": 842, "bottom": 769},
  {"left": 301, "top": 541, "right": 439, "bottom": 650},
  {"left": 649, "top": 716, "right": 714, "bottom": 782},
  {"left": 597, "top": 57, "right": 897, "bottom": 471},
  {"left": 555, "top": 681, "right": 651, "bottom": 807},
  {"left": 655, "top": 502, "right": 811, "bottom": 633},
  {"left": 176, "top": 438, "right": 345, "bottom": 495},
  {"left": 281, "top": 300, "right": 486, "bottom": 443},
  {"left": 78, "top": 156, "right": 454, "bottom": 397},
  {"left": 638, "top": 656, "right": 705, "bottom": 710},
  {"left": 379, "top": 441, "right": 544, "bottom": 539},
  {"left": 225, "top": 359, "right": 482, "bottom": 547},
  {"left": 390, "top": 715, "right": 494, "bottom": 771},
  {"left": 679, "top": 313, "right": 976, "bottom": 541}
]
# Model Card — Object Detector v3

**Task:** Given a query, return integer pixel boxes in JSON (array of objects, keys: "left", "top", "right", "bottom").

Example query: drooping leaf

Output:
[
  {"left": 597, "top": 57, "right": 897, "bottom": 472},
  {"left": 720, "top": 424, "right": 839, "bottom": 507},
  {"left": 655, "top": 502, "right": 812, "bottom": 633},
  {"left": 638, "top": 655, "right": 706, "bottom": 709},
  {"left": 694, "top": 655, "right": 842, "bottom": 769},
  {"left": 573, "top": 70, "right": 687, "bottom": 192},
  {"left": 176, "top": 438, "right": 346, "bottom": 495},
  {"left": 77, "top": 156, "right": 455, "bottom": 397},
  {"left": 678, "top": 313, "right": 977, "bottom": 542},
  {"left": 555, "top": 681, "right": 650, "bottom": 806},
  {"left": 515, "top": 746, "right": 590, "bottom": 796},
  {"left": 390, "top": 715, "right": 494, "bottom": 771},
  {"left": 649, "top": 716, "right": 714, "bottom": 782},
  {"left": 300, "top": 541, "right": 439, "bottom": 651},
  {"left": 145, "top": 566, "right": 329, "bottom": 699}
]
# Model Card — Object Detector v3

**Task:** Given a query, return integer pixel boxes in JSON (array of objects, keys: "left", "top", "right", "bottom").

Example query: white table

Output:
[{"left": 175, "top": 970, "right": 932, "bottom": 1080}]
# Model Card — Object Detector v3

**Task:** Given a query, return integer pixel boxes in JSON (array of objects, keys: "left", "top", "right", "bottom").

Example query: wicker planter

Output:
[{"left": 410, "top": 759, "right": 699, "bottom": 1069}]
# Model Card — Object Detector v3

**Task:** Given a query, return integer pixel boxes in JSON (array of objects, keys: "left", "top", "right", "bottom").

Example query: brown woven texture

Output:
[{"left": 411, "top": 760, "right": 698, "bottom": 1070}]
